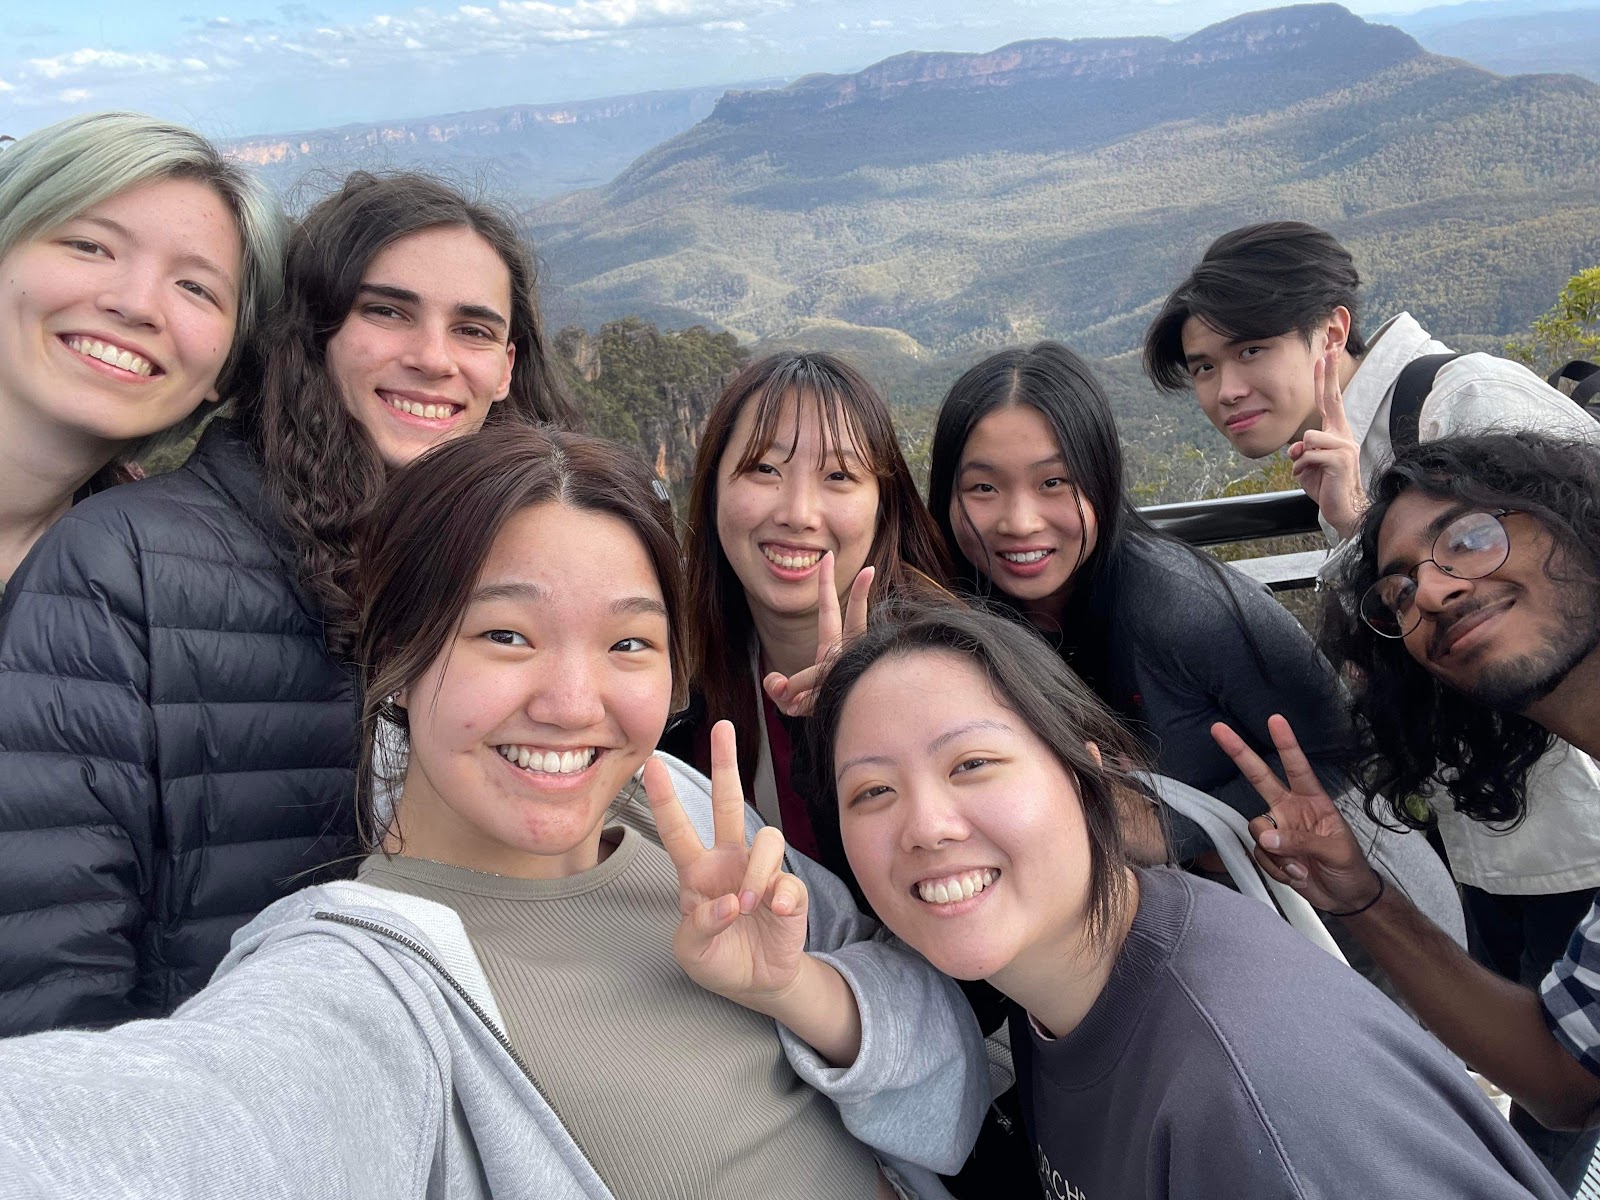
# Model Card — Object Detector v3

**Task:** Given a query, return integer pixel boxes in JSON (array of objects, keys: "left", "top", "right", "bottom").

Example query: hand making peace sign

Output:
[
  {"left": 1288, "top": 346, "right": 1367, "bottom": 541},
  {"left": 1210, "top": 714, "right": 1386, "bottom": 916},
  {"left": 641, "top": 720, "right": 809, "bottom": 1006},
  {"left": 763, "top": 552, "right": 874, "bottom": 718}
]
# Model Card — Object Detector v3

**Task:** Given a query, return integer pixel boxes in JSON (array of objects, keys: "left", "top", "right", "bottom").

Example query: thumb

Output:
[{"left": 689, "top": 894, "right": 741, "bottom": 943}]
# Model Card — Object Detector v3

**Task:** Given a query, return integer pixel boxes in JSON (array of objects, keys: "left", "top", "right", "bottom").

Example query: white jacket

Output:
[{"left": 1325, "top": 312, "right": 1600, "bottom": 894}]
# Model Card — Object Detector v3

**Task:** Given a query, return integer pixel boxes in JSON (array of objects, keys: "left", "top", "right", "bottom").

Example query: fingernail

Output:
[
  {"left": 717, "top": 895, "right": 739, "bottom": 921},
  {"left": 1259, "top": 831, "right": 1281, "bottom": 851},
  {"left": 1285, "top": 862, "right": 1308, "bottom": 881},
  {"left": 739, "top": 889, "right": 757, "bottom": 914}
]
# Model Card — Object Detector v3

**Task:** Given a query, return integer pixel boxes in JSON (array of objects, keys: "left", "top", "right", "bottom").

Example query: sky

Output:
[{"left": 0, "top": 0, "right": 1536, "bottom": 139}]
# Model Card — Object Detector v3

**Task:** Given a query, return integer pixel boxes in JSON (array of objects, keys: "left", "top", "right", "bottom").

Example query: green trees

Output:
[{"left": 1505, "top": 266, "right": 1600, "bottom": 379}]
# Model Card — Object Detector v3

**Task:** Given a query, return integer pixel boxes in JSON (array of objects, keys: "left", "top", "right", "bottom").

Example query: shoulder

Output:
[
  {"left": 1423, "top": 354, "right": 1598, "bottom": 441},
  {"left": 1109, "top": 537, "right": 1299, "bottom": 649}
]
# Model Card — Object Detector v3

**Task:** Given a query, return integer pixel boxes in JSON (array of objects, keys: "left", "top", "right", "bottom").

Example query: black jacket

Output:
[{"left": 0, "top": 420, "right": 359, "bottom": 1034}]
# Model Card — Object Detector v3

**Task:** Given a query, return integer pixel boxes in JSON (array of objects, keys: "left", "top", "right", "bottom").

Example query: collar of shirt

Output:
[{"left": 1340, "top": 311, "right": 1451, "bottom": 451}]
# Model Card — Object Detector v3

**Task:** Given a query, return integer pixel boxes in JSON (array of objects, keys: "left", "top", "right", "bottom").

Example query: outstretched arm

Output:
[{"left": 1213, "top": 715, "right": 1600, "bottom": 1131}]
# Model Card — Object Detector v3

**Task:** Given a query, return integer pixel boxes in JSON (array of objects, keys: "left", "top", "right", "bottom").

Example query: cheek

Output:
[{"left": 841, "top": 818, "right": 898, "bottom": 911}]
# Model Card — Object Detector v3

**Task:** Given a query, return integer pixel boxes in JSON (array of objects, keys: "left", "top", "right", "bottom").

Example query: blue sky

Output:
[{"left": 0, "top": 0, "right": 1495, "bottom": 139}]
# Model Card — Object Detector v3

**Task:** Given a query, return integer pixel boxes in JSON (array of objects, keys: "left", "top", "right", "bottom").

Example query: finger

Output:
[
  {"left": 1251, "top": 843, "right": 1304, "bottom": 887},
  {"left": 688, "top": 894, "right": 741, "bottom": 942},
  {"left": 841, "top": 565, "right": 874, "bottom": 643},
  {"left": 766, "top": 871, "right": 809, "bottom": 919},
  {"left": 815, "top": 552, "right": 842, "bottom": 662},
  {"left": 739, "top": 825, "right": 788, "bottom": 913},
  {"left": 1287, "top": 440, "right": 1306, "bottom": 460},
  {"left": 708, "top": 720, "right": 748, "bottom": 848},
  {"left": 1209, "top": 721, "right": 1288, "bottom": 808},
  {"left": 1319, "top": 350, "right": 1353, "bottom": 438},
  {"left": 777, "top": 687, "right": 816, "bottom": 719},
  {"left": 642, "top": 756, "right": 707, "bottom": 871},
  {"left": 762, "top": 671, "right": 790, "bottom": 705},
  {"left": 1265, "top": 714, "right": 1325, "bottom": 798}
]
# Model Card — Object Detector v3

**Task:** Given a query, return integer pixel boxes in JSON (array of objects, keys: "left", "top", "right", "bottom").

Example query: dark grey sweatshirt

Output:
[{"left": 1011, "top": 867, "right": 1562, "bottom": 1200}]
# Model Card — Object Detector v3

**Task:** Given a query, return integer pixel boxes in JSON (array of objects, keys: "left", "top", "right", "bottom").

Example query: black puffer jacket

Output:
[{"left": 0, "top": 420, "right": 359, "bottom": 1034}]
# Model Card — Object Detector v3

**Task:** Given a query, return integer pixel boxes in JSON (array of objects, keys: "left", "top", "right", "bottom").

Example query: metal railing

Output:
[{"left": 1139, "top": 489, "right": 1327, "bottom": 592}]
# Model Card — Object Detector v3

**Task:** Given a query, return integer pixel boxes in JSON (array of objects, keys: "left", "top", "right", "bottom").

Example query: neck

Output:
[
  {"left": 1526, "top": 650, "right": 1600, "bottom": 760},
  {"left": 1020, "top": 585, "right": 1071, "bottom": 631},
  {"left": 989, "top": 868, "right": 1139, "bottom": 1040},
  {"left": 748, "top": 603, "right": 822, "bottom": 680},
  {"left": 0, "top": 398, "right": 120, "bottom": 583}
]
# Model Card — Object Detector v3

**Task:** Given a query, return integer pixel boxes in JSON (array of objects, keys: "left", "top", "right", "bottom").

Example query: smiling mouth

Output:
[
  {"left": 381, "top": 392, "right": 463, "bottom": 421},
  {"left": 914, "top": 868, "right": 999, "bottom": 905},
  {"left": 495, "top": 745, "right": 599, "bottom": 775},
  {"left": 1429, "top": 598, "right": 1513, "bottom": 661},
  {"left": 63, "top": 335, "right": 159, "bottom": 378},
  {"left": 998, "top": 549, "right": 1051, "bottom": 564},
  {"left": 762, "top": 545, "right": 823, "bottom": 571},
  {"left": 1225, "top": 410, "right": 1266, "bottom": 430}
]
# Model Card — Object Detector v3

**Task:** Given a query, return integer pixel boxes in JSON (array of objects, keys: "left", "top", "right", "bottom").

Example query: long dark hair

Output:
[
  {"left": 682, "top": 351, "right": 951, "bottom": 785},
  {"left": 1325, "top": 432, "right": 1600, "bottom": 828},
  {"left": 236, "top": 171, "right": 579, "bottom": 660},
  {"left": 353, "top": 427, "right": 685, "bottom": 851},
  {"left": 805, "top": 599, "right": 1142, "bottom": 949}
]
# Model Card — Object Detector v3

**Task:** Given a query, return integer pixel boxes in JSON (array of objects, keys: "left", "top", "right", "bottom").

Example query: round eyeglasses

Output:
[{"left": 1359, "top": 509, "right": 1513, "bottom": 639}]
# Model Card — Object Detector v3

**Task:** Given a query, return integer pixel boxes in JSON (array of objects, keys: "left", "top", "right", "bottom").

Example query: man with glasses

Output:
[{"left": 1215, "top": 431, "right": 1600, "bottom": 1163}]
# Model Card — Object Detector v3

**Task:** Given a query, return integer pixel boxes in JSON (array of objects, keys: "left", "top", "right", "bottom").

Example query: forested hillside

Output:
[{"left": 527, "top": 4, "right": 1600, "bottom": 365}]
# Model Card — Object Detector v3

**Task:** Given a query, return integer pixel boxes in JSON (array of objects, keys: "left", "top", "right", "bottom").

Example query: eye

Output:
[
  {"left": 177, "top": 279, "right": 219, "bottom": 305},
  {"left": 1041, "top": 477, "right": 1068, "bottom": 491},
  {"left": 363, "top": 303, "right": 406, "bottom": 321},
  {"left": 456, "top": 324, "right": 496, "bottom": 341},
  {"left": 484, "top": 629, "right": 529, "bottom": 647},
  {"left": 611, "top": 636, "right": 653, "bottom": 653},
  {"left": 847, "top": 782, "right": 893, "bottom": 808},
  {"left": 61, "top": 238, "right": 109, "bottom": 257},
  {"left": 1240, "top": 345, "right": 1266, "bottom": 360},
  {"left": 964, "top": 481, "right": 997, "bottom": 495},
  {"left": 952, "top": 756, "right": 992, "bottom": 776},
  {"left": 1190, "top": 362, "right": 1212, "bottom": 378},
  {"left": 825, "top": 468, "right": 855, "bottom": 483},
  {"left": 753, "top": 462, "right": 780, "bottom": 477}
]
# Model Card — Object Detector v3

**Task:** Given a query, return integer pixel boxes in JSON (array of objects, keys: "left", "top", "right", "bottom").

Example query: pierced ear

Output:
[{"left": 391, "top": 687, "right": 409, "bottom": 711}]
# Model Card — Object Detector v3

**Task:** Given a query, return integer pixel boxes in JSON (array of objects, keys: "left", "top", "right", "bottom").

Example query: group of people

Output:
[{"left": 0, "top": 110, "right": 1597, "bottom": 1200}]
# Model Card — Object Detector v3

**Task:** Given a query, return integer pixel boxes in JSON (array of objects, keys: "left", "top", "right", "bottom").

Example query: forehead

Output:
[
  {"left": 837, "top": 651, "right": 1005, "bottom": 749},
  {"left": 1375, "top": 489, "right": 1459, "bottom": 565},
  {"left": 59, "top": 176, "right": 243, "bottom": 274},
  {"left": 479, "top": 502, "right": 661, "bottom": 600},
  {"left": 362, "top": 225, "right": 512, "bottom": 309},
  {"left": 728, "top": 387, "right": 868, "bottom": 459},
  {"left": 960, "top": 404, "right": 1060, "bottom": 464}
]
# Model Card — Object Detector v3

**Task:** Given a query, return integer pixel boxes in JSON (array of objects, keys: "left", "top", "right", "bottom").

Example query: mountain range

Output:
[{"left": 524, "top": 3, "right": 1600, "bottom": 368}]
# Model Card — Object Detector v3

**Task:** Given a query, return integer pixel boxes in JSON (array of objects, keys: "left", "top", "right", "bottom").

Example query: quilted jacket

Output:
[{"left": 0, "top": 419, "right": 359, "bottom": 1034}]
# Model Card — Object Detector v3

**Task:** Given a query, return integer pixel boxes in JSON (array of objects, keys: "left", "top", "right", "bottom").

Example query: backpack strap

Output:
[
  {"left": 1388, "top": 352, "right": 1464, "bottom": 450},
  {"left": 1548, "top": 360, "right": 1600, "bottom": 408}
]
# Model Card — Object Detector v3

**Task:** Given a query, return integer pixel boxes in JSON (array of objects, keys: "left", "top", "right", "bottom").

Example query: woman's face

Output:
[
  {"left": 949, "top": 404, "right": 1099, "bottom": 612},
  {"left": 714, "top": 392, "right": 880, "bottom": 628},
  {"left": 0, "top": 176, "right": 242, "bottom": 449},
  {"left": 834, "top": 649, "right": 1096, "bottom": 982},
  {"left": 394, "top": 500, "right": 673, "bottom": 878},
  {"left": 326, "top": 225, "right": 516, "bottom": 470}
]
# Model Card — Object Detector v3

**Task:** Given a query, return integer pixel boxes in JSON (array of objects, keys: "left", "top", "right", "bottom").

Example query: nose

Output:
[
  {"left": 773, "top": 472, "right": 822, "bottom": 532},
  {"left": 898, "top": 784, "right": 971, "bottom": 854},
  {"left": 1411, "top": 560, "right": 1474, "bottom": 617},
  {"left": 400, "top": 319, "right": 460, "bottom": 380},
  {"left": 524, "top": 650, "right": 608, "bottom": 731},
  {"left": 1214, "top": 360, "right": 1249, "bottom": 406},
  {"left": 96, "top": 263, "right": 163, "bottom": 331},
  {"left": 996, "top": 490, "right": 1044, "bottom": 537}
]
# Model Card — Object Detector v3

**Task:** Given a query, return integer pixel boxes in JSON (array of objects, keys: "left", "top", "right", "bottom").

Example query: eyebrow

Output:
[
  {"left": 1376, "top": 504, "right": 1473, "bottom": 577},
  {"left": 834, "top": 718, "right": 1015, "bottom": 780},
  {"left": 357, "top": 283, "right": 508, "bottom": 333},
  {"left": 78, "top": 214, "right": 236, "bottom": 296},
  {"left": 470, "top": 581, "right": 666, "bottom": 619},
  {"left": 959, "top": 454, "right": 1066, "bottom": 474}
]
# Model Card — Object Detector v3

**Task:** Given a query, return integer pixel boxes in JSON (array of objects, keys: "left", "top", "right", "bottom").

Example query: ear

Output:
[
  {"left": 391, "top": 686, "right": 409, "bottom": 711},
  {"left": 494, "top": 340, "right": 516, "bottom": 405},
  {"left": 1322, "top": 306, "right": 1352, "bottom": 360},
  {"left": 1084, "top": 740, "right": 1104, "bottom": 769}
]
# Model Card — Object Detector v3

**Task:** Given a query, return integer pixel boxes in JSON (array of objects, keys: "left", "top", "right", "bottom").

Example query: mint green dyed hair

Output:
[{"left": 0, "top": 111, "right": 286, "bottom": 435}]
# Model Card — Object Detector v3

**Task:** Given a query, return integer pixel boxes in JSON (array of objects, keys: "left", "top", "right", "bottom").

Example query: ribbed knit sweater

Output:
[{"left": 359, "top": 791, "right": 888, "bottom": 1200}]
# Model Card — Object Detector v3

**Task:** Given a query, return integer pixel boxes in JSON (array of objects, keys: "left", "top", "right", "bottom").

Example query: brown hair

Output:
[
  {"left": 354, "top": 426, "right": 684, "bottom": 851},
  {"left": 237, "top": 171, "right": 579, "bottom": 661},
  {"left": 681, "top": 351, "right": 952, "bottom": 785}
]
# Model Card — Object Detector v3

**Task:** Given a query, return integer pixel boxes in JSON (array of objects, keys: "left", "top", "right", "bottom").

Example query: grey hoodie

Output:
[{"left": 0, "top": 754, "right": 987, "bottom": 1200}]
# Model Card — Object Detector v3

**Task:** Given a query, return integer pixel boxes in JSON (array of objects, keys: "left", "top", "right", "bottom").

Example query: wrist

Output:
[
  {"left": 738, "top": 952, "right": 821, "bottom": 1020},
  {"left": 1324, "top": 873, "right": 1387, "bottom": 919}
]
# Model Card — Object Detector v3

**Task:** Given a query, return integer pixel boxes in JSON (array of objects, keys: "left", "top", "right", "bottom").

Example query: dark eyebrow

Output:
[
  {"left": 959, "top": 454, "right": 1065, "bottom": 474},
  {"left": 357, "top": 284, "right": 507, "bottom": 333},
  {"left": 1376, "top": 504, "right": 1473, "bottom": 577},
  {"left": 835, "top": 718, "right": 1015, "bottom": 781},
  {"left": 77, "top": 214, "right": 236, "bottom": 297},
  {"left": 612, "top": 596, "right": 667, "bottom": 618},
  {"left": 469, "top": 582, "right": 664, "bottom": 619}
]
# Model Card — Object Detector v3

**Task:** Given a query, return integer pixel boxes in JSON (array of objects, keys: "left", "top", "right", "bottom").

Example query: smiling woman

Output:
[
  {"left": 0, "top": 110, "right": 285, "bottom": 586},
  {"left": 0, "top": 170, "right": 577, "bottom": 1037}
]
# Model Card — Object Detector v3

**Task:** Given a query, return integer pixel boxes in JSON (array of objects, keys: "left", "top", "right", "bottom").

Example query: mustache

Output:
[{"left": 1427, "top": 595, "right": 1503, "bottom": 661}]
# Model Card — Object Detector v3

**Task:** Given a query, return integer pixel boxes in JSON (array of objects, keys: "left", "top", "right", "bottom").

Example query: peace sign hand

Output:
[
  {"left": 763, "top": 553, "right": 874, "bottom": 717},
  {"left": 642, "top": 721, "right": 809, "bottom": 1006},
  {"left": 1288, "top": 347, "right": 1367, "bottom": 541},
  {"left": 1210, "top": 715, "right": 1384, "bottom": 915}
]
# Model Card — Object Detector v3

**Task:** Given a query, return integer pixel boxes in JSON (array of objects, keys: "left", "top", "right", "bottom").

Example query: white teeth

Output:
[
  {"left": 916, "top": 869, "right": 998, "bottom": 905},
  {"left": 384, "top": 394, "right": 457, "bottom": 419},
  {"left": 65, "top": 336, "right": 154, "bottom": 377},
  {"left": 999, "top": 550, "right": 1049, "bottom": 564},
  {"left": 497, "top": 745, "right": 596, "bottom": 775},
  {"left": 763, "top": 546, "right": 823, "bottom": 570}
]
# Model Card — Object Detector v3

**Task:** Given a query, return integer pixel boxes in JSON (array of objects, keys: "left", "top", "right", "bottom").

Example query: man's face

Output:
[
  {"left": 1375, "top": 489, "right": 1600, "bottom": 712},
  {"left": 1179, "top": 316, "right": 1324, "bottom": 459}
]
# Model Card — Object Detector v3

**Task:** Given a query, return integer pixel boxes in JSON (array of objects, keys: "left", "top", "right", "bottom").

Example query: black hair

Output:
[
  {"left": 804, "top": 598, "right": 1144, "bottom": 949},
  {"left": 927, "top": 339, "right": 1271, "bottom": 700},
  {"left": 1324, "top": 432, "right": 1600, "bottom": 827},
  {"left": 1143, "top": 221, "right": 1369, "bottom": 392}
]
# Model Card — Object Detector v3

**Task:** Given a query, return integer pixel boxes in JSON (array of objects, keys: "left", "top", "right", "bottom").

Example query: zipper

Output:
[{"left": 312, "top": 910, "right": 592, "bottom": 1171}]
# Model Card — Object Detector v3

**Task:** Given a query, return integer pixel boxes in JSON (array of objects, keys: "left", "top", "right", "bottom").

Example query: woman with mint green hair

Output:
[{"left": 0, "top": 110, "right": 285, "bottom": 587}]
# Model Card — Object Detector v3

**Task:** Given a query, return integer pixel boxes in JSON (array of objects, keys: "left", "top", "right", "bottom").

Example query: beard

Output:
[{"left": 1467, "top": 587, "right": 1600, "bottom": 713}]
